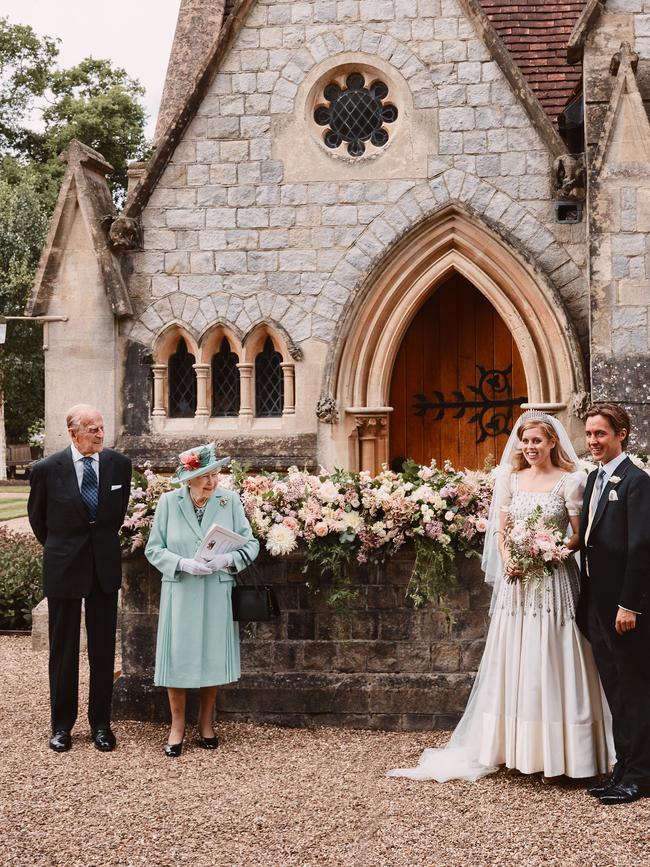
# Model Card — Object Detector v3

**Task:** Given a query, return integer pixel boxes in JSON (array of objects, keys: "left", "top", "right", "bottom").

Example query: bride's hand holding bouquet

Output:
[{"left": 503, "top": 505, "right": 572, "bottom": 586}]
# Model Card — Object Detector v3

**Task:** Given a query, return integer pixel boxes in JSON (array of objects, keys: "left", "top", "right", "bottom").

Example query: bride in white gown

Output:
[{"left": 389, "top": 411, "right": 612, "bottom": 783}]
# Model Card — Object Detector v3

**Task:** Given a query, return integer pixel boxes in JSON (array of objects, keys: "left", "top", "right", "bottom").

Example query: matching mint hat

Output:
[{"left": 174, "top": 443, "right": 230, "bottom": 483}]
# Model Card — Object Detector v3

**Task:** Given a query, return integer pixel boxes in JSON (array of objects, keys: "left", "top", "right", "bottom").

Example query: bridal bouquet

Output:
[{"left": 504, "top": 505, "right": 571, "bottom": 585}]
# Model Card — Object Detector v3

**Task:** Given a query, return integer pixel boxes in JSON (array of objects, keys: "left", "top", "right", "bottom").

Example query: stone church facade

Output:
[{"left": 29, "top": 0, "right": 650, "bottom": 470}]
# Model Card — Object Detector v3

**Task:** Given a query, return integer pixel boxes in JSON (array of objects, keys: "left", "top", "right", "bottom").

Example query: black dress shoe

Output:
[
  {"left": 587, "top": 775, "right": 618, "bottom": 797},
  {"left": 92, "top": 727, "right": 116, "bottom": 752},
  {"left": 164, "top": 741, "right": 183, "bottom": 758},
  {"left": 197, "top": 734, "right": 219, "bottom": 750},
  {"left": 599, "top": 782, "right": 643, "bottom": 805},
  {"left": 49, "top": 731, "right": 71, "bottom": 752}
]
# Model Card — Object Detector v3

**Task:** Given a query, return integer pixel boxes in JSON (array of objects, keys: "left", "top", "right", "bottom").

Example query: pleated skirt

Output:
[{"left": 154, "top": 575, "right": 240, "bottom": 688}]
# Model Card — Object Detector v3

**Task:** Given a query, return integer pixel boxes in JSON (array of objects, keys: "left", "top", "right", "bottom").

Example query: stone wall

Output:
[
  {"left": 121, "top": 0, "right": 590, "bottom": 466},
  {"left": 585, "top": 8, "right": 650, "bottom": 450},
  {"left": 113, "top": 549, "right": 491, "bottom": 730}
]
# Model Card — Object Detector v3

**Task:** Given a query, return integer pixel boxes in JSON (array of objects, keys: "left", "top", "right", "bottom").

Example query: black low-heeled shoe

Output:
[
  {"left": 197, "top": 734, "right": 219, "bottom": 750},
  {"left": 164, "top": 740, "right": 184, "bottom": 758}
]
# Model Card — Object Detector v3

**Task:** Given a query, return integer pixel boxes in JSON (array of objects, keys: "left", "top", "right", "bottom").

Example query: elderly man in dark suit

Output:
[
  {"left": 28, "top": 404, "right": 132, "bottom": 752},
  {"left": 578, "top": 402, "right": 650, "bottom": 804}
]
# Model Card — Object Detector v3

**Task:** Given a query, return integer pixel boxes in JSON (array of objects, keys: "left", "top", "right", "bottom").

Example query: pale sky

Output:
[{"left": 2, "top": 0, "right": 182, "bottom": 138}]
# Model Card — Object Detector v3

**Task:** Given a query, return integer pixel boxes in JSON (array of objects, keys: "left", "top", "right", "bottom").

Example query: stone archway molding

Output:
[{"left": 329, "top": 204, "right": 587, "bottom": 470}]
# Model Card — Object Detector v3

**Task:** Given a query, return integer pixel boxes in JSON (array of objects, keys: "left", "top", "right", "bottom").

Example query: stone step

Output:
[
  {"left": 31, "top": 597, "right": 122, "bottom": 653},
  {"left": 113, "top": 671, "right": 476, "bottom": 731}
]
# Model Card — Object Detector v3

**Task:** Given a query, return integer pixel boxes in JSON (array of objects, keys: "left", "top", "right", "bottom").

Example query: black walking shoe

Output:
[
  {"left": 599, "top": 782, "right": 644, "bottom": 805},
  {"left": 49, "top": 730, "right": 72, "bottom": 752},
  {"left": 587, "top": 775, "right": 618, "bottom": 797},
  {"left": 92, "top": 727, "right": 116, "bottom": 752}
]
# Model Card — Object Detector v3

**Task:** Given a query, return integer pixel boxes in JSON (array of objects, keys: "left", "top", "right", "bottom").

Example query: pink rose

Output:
[
  {"left": 181, "top": 451, "right": 201, "bottom": 470},
  {"left": 314, "top": 522, "right": 329, "bottom": 537}
]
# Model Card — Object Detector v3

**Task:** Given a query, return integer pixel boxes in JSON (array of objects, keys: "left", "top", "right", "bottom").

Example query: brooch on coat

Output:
[{"left": 219, "top": 497, "right": 229, "bottom": 508}]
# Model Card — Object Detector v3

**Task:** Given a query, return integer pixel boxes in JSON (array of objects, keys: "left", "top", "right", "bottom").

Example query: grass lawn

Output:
[{"left": 0, "top": 494, "right": 29, "bottom": 520}]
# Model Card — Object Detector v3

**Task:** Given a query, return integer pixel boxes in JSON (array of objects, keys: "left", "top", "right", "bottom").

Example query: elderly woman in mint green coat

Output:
[{"left": 145, "top": 443, "right": 259, "bottom": 757}]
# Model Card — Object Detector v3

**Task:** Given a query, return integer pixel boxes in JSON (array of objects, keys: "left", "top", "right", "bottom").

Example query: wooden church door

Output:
[{"left": 389, "top": 274, "right": 528, "bottom": 469}]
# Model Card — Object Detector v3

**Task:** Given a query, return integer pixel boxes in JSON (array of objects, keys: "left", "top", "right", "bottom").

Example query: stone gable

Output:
[{"left": 125, "top": 0, "right": 588, "bottom": 363}]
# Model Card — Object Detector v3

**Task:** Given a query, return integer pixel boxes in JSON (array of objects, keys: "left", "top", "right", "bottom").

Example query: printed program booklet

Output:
[{"left": 196, "top": 524, "right": 246, "bottom": 561}]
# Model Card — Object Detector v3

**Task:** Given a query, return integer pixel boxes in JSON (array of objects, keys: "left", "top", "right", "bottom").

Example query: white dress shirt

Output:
[
  {"left": 592, "top": 452, "right": 638, "bottom": 615},
  {"left": 596, "top": 451, "right": 628, "bottom": 493},
  {"left": 70, "top": 443, "right": 100, "bottom": 491}
]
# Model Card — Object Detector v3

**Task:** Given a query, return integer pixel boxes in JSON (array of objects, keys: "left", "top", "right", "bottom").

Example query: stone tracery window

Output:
[
  {"left": 168, "top": 338, "right": 197, "bottom": 418},
  {"left": 255, "top": 337, "right": 284, "bottom": 417},
  {"left": 314, "top": 72, "right": 398, "bottom": 157},
  {"left": 211, "top": 337, "right": 240, "bottom": 417}
]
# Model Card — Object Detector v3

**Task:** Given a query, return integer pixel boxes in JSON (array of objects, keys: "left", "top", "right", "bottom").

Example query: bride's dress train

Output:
[{"left": 389, "top": 474, "right": 612, "bottom": 782}]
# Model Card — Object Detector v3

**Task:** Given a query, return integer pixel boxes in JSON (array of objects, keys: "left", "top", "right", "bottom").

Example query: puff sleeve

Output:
[
  {"left": 493, "top": 470, "right": 513, "bottom": 514},
  {"left": 564, "top": 470, "right": 587, "bottom": 517}
]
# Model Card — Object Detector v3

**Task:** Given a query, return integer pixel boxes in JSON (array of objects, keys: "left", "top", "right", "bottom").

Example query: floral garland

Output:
[
  {"left": 120, "top": 454, "right": 650, "bottom": 612},
  {"left": 121, "top": 459, "right": 493, "bottom": 610}
]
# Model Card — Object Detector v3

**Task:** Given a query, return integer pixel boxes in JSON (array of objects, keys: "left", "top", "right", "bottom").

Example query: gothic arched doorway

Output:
[{"left": 389, "top": 274, "right": 528, "bottom": 469}]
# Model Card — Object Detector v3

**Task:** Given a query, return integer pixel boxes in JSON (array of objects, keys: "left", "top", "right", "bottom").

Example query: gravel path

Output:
[{"left": 2, "top": 635, "right": 649, "bottom": 867}]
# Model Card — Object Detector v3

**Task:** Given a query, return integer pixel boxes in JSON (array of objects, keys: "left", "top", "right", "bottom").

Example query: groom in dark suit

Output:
[
  {"left": 578, "top": 402, "right": 650, "bottom": 804},
  {"left": 28, "top": 405, "right": 131, "bottom": 752}
]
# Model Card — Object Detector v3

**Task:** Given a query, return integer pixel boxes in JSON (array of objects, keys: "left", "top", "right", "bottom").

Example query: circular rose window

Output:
[{"left": 313, "top": 72, "right": 398, "bottom": 157}]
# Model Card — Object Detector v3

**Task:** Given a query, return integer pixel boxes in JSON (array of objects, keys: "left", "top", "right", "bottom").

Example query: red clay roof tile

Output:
[{"left": 479, "top": 1, "right": 585, "bottom": 122}]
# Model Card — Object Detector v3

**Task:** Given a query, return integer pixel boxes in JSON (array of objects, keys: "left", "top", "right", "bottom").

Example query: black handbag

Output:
[{"left": 231, "top": 548, "right": 279, "bottom": 622}]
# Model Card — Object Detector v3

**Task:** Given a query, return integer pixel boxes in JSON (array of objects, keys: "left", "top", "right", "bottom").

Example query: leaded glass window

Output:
[
  {"left": 255, "top": 337, "right": 283, "bottom": 417},
  {"left": 211, "top": 338, "right": 240, "bottom": 417},
  {"left": 168, "top": 338, "right": 197, "bottom": 418},
  {"left": 314, "top": 72, "right": 398, "bottom": 157}
]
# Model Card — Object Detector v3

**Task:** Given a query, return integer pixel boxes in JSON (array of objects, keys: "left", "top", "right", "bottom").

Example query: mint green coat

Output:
[{"left": 145, "top": 485, "right": 259, "bottom": 688}]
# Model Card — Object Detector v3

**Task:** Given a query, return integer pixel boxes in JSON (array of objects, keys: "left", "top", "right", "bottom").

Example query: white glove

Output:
[
  {"left": 178, "top": 557, "right": 212, "bottom": 576},
  {"left": 203, "top": 552, "right": 234, "bottom": 573}
]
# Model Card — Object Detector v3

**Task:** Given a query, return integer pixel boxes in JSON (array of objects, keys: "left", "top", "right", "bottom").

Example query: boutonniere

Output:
[
  {"left": 609, "top": 490, "right": 619, "bottom": 501},
  {"left": 219, "top": 497, "right": 229, "bottom": 508},
  {"left": 609, "top": 476, "right": 621, "bottom": 485}
]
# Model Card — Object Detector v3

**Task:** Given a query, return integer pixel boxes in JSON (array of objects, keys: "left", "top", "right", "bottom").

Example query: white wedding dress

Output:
[{"left": 389, "top": 472, "right": 613, "bottom": 782}]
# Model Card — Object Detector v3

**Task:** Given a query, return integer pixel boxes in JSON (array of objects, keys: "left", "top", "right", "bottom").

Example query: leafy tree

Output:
[
  {"left": 0, "top": 17, "right": 149, "bottom": 441},
  {"left": 0, "top": 158, "right": 50, "bottom": 440},
  {"left": 0, "top": 18, "right": 58, "bottom": 154},
  {"left": 39, "top": 57, "right": 148, "bottom": 199}
]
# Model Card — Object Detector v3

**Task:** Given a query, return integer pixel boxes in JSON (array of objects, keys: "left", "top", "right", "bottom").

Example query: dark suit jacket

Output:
[
  {"left": 578, "top": 457, "right": 650, "bottom": 645},
  {"left": 28, "top": 446, "right": 132, "bottom": 598}
]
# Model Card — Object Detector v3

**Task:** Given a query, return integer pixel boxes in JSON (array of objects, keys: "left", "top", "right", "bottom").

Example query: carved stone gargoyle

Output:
[
  {"left": 108, "top": 215, "right": 143, "bottom": 250},
  {"left": 552, "top": 153, "right": 586, "bottom": 201}
]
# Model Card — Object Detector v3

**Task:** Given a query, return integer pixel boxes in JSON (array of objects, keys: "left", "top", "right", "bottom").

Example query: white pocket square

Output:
[
  {"left": 111, "top": 484, "right": 122, "bottom": 491},
  {"left": 608, "top": 490, "right": 618, "bottom": 501}
]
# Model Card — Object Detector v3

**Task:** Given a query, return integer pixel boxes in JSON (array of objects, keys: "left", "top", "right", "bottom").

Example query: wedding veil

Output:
[{"left": 481, "top": 410, "right": 581, "bottom": 610}]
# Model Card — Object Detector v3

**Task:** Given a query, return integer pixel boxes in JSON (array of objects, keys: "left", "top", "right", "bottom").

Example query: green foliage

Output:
[
  {"left": 0, "top": 17, "right": 58, "bottom": 154},
  {"left": 0, "top": 527, "right": 42, "bottom": 628},
  {"left": 0, "top": 159, "right": 49, "bottom": 439},
  {"left": 40, "top": 57, "right": 148, "bottom": 200},
  {"left": 302, "top": 536, "right": 359, "bottom": 613},
  {"left": 0, "top": 17, "right": 149, "bottom": 438},
  {"left": 407, "top": 535, "right": 458, "bottom": 615}
]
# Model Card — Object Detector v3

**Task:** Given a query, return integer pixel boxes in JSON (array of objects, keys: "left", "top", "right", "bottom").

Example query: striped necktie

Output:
[{"left": 80, "top": 456, "right": 98, "bottom": 521}]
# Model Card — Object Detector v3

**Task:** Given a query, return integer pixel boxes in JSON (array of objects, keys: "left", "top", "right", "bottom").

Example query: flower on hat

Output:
[{"left": 181, "top": 451, "right": 201, "bottom": 471}]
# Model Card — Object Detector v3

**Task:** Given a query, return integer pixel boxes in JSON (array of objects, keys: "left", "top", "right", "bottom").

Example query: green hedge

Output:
[{"left": 0, "top": 527, "right": 43, "bottom": 629}]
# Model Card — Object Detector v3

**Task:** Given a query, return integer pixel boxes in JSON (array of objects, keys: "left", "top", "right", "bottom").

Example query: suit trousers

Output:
[
  {"left": 47, "top": 579, "right": 118, "bottom": 733},
  {"left": 588, "top": 602, "right": 650, "bottom": 788}
]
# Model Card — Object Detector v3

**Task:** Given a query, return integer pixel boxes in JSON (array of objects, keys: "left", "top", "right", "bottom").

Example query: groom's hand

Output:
[{"left": 615, "top": 608, "right": 637, "bottom": 635}]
